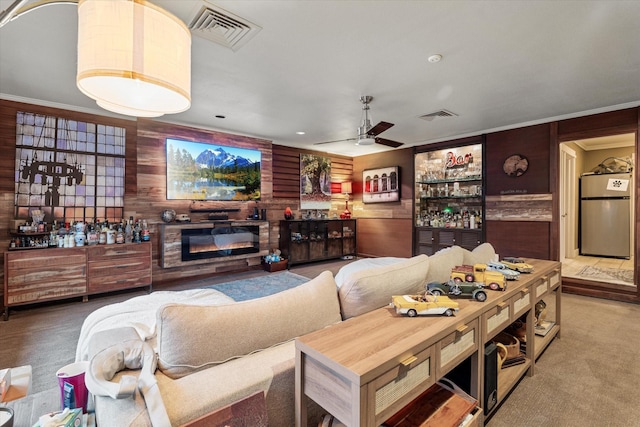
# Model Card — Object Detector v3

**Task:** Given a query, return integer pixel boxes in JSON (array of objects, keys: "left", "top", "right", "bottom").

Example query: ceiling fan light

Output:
[
  {"left": 76, "top": 0, "right": 191, "bottom": 117},
  {"left": 356, "top": 137, "right": 375, "bottom": 146}
]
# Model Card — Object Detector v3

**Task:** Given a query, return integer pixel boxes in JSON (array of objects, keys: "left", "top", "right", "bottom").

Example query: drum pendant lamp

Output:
[{"left": 77, "top": 0, "right": 191, "bottom": 117}]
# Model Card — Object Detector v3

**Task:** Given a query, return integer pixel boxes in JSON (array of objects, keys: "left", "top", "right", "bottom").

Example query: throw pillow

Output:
[{"left": 156, "top": 271, "right": 342, "bottom": 379}]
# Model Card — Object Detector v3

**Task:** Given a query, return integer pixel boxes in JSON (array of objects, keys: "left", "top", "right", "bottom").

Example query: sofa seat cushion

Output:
[
  {"left": 338, "top": 255, "right": 430, "bottom": 320},
  {"left": 93, "top": 341, "right": 324, "bottom": 427},
  {"left": 156, "top": 270, "right": 342, "bottom": 379}
]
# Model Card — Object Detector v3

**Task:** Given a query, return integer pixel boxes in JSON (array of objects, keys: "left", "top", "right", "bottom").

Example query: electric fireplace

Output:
[{"left": 181, "top": 224, "right": 260, "bottom": 261}]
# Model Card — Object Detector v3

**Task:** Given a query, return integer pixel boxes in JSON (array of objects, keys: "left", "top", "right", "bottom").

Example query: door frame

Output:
[{"left": 559, "top": 144, "right": 577, "bottom": 262}]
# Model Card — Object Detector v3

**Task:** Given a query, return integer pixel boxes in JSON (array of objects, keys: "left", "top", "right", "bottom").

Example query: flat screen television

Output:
[{"left": 166, "top": 138, "right": 261, "bottom": 201}]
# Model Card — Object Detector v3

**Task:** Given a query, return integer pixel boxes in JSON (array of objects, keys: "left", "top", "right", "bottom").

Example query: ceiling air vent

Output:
[
  {"left": 419, "top": 110, "right": 458, "bottom": 121},
  {"left": 188, "top": 2, "right": 261, "bottom": 51}
]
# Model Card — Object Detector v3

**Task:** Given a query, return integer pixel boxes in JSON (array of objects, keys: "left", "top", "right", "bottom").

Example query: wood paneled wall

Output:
[
  {"left": 133, "top": 119, "right": 273, "bottom": 284},
  {"left": 485, "top": 123, "right": 552, "bottom": 196},
  {"left": 0, "top": 100, "right": 137, "bottom": 293},
  {"left": 270, "top": 144, "right": 354, "bottom": 254},
  {"left": 352, "top": 147, "right": 414, "bottom": 257},
  {"left": 357, "top": 218, "right": 413, "bottom": 258},
  {"left": 1, "top": 98, "right": 637, "bottom": 300},
  {"left": 481, "top": 124, "right": 555, "bottom": 260}
]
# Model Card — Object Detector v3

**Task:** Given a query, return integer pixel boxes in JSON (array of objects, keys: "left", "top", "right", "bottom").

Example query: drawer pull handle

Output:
[
  {"left": 521, "top": 288, "right": 529, "bottom": 294},
  {"left": 456, "top": 324, "right": 468, "bottom": 334},
  {"left": 401, "top": 356, "right": 417, "bottom": 366},
  {"left": 497, "top": 301, "right": 507, "bottom": 310}
]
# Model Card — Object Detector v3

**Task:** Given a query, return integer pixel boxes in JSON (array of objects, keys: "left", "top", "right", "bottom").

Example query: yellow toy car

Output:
[
  {"left": 501, "top": 257, "right": 534, "bottom": 273},
  {"left": 391, "top": 292, "right": 460, "bottom": 317}
]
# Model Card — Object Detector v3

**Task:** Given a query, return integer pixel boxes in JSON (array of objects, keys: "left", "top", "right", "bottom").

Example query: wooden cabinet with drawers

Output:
[
  {"left": 87, "top": 244, "right": 152, "bottom": 294},
  {"left": 295, "top": 258, "right": 561, "bottom": 426},
  {"left": 3, "top": 243, "right": 152, "bottom": 320}
]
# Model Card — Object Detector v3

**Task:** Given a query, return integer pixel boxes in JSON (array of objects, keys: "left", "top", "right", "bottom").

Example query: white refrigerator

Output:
[{"left": 579, "top": 172, "right": 632, "bottom": 259}]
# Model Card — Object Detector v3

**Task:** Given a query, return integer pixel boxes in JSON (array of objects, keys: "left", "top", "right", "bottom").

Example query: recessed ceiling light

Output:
[
  {"left": 428, "top": 54, "right": 443, "bottom": 63},
  {"left": 215, "top": 114, "right": 225, "bottom": 119},
  {"left": 296, "top": 131, "right": 306, "bottom": 135}
]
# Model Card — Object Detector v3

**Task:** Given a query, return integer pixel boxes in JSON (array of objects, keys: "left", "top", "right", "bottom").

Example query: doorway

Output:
[{"left": 559, "top": 133, "right": 636, "bottom": 289}]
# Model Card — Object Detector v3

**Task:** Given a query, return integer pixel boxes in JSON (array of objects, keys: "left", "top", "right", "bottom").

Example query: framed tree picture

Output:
[
  {"left": 363, "top": 166, "right": 400, "bottom": 203},
  {"left": 300, "top": 154, "right": 332, "bottom": 209}
]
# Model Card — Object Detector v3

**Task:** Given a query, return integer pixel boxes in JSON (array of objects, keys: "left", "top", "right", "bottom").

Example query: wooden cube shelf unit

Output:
[{"left": 279, "top": 219, "right": 357, "bottom": 266}]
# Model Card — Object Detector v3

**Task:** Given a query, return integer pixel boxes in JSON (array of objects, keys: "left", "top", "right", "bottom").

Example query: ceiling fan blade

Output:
[
  {"left": 375, "top": 137, "right": 404, "bottom": 148},
  {"left": 313, "top": 138, "right": 356, "bottom": 145},
  {"left": 368, "top": 121, "right": 394, "bottom": 136}
]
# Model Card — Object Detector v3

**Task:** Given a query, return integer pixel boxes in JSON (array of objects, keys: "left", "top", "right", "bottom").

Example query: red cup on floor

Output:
[{"left": 56, "top": 361, "right": 89, "bottom": 413}]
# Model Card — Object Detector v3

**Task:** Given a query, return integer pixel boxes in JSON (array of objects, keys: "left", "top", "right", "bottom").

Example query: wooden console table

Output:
[{"left": 295, "top": 259, "right": 561, "bottom": 426}]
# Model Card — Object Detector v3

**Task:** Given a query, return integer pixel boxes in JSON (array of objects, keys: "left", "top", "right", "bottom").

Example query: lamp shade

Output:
[
  {"left": 77, "top": 0, "right": 191, "bottom": 117},
  {"left": 341, "top": 182, "right": 352, "bottom": 194}
]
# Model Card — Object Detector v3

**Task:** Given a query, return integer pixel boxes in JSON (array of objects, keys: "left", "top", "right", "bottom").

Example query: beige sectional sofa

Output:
[{"left": 80, "top": 243, "right": 496, "bottom": 427}]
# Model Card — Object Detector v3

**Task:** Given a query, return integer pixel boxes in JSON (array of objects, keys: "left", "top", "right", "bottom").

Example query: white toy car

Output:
[{"left": 487, "top": 261, "right": 520, "bottom": 280}]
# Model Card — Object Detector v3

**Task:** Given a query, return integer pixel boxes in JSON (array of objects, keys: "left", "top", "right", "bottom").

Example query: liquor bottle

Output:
[
  {"left": 133, "top": 220, "right": 142, "bottom": 243},
  {"left": 99, "top": 220, "right": 107, "bottom": 245},
  {"left": 141, "top": 220, "right": 150, "bottom": 242},
  {"left": 106, "top": 223, "right": 116, "bottom": 244},
  {"left": 88, "top": 223, "right": 99, "bottom": 245},
  {"left": 116, "top": 223, "right": 125, "bottom": 244},
  {"left": 125, "top": 217, "right": 133, "bottom": 243}
]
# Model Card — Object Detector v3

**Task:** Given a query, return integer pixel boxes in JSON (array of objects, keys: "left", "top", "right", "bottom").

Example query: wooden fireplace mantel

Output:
[{"left": 159, "top": 220, "right": 269, "bottom": 269}]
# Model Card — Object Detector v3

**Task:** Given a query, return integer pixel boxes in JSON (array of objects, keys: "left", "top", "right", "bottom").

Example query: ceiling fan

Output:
[{"left": 314, "top": 96, "right": 404, "bottom": 148}]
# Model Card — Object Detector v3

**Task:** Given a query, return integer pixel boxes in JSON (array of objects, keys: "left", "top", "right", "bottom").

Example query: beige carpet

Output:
[{"left": 487, "top": 293, "right": 640, "bottom": 427}]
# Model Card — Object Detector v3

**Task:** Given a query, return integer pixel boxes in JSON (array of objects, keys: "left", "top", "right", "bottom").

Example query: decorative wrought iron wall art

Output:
[{"left": 14, "top": 112, "right": 126, "bottom": 223}]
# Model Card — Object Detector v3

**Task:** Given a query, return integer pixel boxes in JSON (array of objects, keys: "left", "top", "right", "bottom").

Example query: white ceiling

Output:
[{"left": 1, "top": 0, "right": 639, "bottom": 157}]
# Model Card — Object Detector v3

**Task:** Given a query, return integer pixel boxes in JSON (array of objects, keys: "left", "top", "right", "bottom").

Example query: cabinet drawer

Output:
[
  {"left": 6, "top": 250, "right": 87, "bottom": 305},
  {"left": 87, "top": 243, "right": 151, "bottom": 260},
  {"left": 511, "top": 287, "right": 532, "bottom": 319},
  {"left": 88, "top": 256, "right": 151, "bottom": 293},
  {"left": 370, "top": 345, "right": 435, "bottom": 423},
  {"left": 548, "top": 269, "right": 561, "bottom": 290},
  {"left": 437, "top": 319, "right": 479, "bottom": 376},
  {"left": 88, "top": 271, "right": 150, "bottom": 293},
  {"left": 482, "top": 301, "right": 511, "bottom": 342},
  {"left": 534, "top": 277, "right": 549, "bottom": 299}
]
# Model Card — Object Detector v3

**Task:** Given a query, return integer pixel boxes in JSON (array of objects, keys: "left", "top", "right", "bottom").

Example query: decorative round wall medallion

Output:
[{"left": 503, "top": 154, "right": 529, "bottom": 177}]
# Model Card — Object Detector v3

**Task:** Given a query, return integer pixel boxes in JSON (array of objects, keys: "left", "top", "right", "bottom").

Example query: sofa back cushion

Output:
[
  {"left": 338, "top": 255, "right": 430, "bottom": 320},
  {"left": 156, "top": 270, "right": 341, "bottom": 379},
  {"left": 462, "top": 242, "right": 497, "bottom": 265},
  {"left": 425, "top": 246, "right": 465, "bottom": 284}
]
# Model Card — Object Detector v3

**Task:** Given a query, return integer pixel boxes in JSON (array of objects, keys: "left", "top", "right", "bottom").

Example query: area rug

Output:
[
  {"left": 576, "top": 265, "right": 634, "bottom": 284},
  {"left": 205, "top": 271, "right": 309, "bottom": 301}
]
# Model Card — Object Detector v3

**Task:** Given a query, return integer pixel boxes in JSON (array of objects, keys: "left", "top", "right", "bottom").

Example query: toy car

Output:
[
  {"left": 501, "top": 257, "right": 534, "bottom": 273},
  {"left": 391, "top": 292, "right": 459, "bottom": 317},
  {"left": 427, "top": 280, "right": 488, "bottom": 302},
  {"left": 450, "top": 263, "right": 507, "bottom": 290},
  {"left": 487, "top": 261, "right": 521, "bottom": 280}
]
